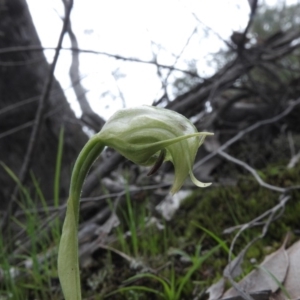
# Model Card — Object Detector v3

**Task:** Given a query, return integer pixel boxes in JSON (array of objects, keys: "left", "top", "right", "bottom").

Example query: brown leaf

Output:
[
  {"left": 274, "top": 240, "right": 300, "bottom": 299},
  {"left": 223, "top": 242, "right": 289, "bottom": 298},
  {"left": 207, "top": 277, "right": 225, "bottom": 300},
  {"left": 223, "top": 247, "right": 249, "bottom": 279}
]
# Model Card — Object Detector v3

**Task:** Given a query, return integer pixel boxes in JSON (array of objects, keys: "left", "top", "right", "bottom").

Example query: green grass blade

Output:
[
  {"left": 176, "top": 245, "right": 221, "bottom": 298},
  {"left": 193, "top": 222, "right": 230, "bottom": 253},
  {"left": 54, "top": 127, "right": 64, "bottom": 207},
  {"left": 123, "top": 273, "right": 172, "bottom": 297},
  {"left": 30, "top": 172, "right": 48, "bottom": 214},
  {"left": 105, "top": 285, "right": 165, "bottom": 298},
  {"left": 258, "top": 265, "right": 291, "bottom": 299}
]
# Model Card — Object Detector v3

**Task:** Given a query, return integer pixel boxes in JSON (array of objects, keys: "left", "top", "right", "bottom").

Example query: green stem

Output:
[
  {"left": 58, "top": 136, "right": 105, "bottom": 300},
  {"left": 70, "top": 136, "right": 105, "bottom": 224}
]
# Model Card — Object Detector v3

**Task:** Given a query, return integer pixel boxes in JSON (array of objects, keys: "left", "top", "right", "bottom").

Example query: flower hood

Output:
[{"left": 97, "top": 106, "right": 213, "bottom": 194}]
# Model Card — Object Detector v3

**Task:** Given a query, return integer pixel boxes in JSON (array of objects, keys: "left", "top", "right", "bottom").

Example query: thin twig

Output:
[
  {"left": 164, "top": 26, "right": 198, "bottom": 82},
  {"left": 0, "top": 103, "right": 78, "bottom": 141},
  {"left": 0, "top": 46, "right": 200, "bottom": 78},
  {"left": 0, "top": 74, "right": 90, "bottom": 117},
  {"left": 0, "top": 96, "right": 38, "bottom": 116},
  {"left": 13, "top": 182, "right": 170, "bottom": 216},
  {"left": 0, "top": 121, "right": 33, "bottom": 140},
  {"left": 0, "top": 57, "right": 43, "bottom": 67},
  {"left": 287, "top": 150, "right": 300, "bottom": 169},
  {"left": 192, "top": 12, "right": 234, "bottom": 51}
]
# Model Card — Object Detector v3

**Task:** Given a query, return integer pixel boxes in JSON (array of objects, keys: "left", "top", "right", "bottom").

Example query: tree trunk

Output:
[{"left": 0, "top": 0, "right": 87, "bottom": 208}]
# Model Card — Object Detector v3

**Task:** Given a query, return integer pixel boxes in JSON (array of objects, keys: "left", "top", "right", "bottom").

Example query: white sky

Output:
[{"left": 26, "top": 0, "right": 295, "bottom": 119}]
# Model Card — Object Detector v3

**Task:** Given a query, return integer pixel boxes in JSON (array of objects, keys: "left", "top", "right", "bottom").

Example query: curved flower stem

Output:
[{"left": 58, "top": 136, "right": 104, "bottom": 300}]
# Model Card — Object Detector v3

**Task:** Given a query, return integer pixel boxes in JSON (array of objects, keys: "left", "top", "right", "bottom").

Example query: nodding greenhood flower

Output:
[
  {"left": 98, "top": 105, "right": 213, "bottom": 193},
  {"left": 58, "top": 105, "right": 213, "bottom": 300}
]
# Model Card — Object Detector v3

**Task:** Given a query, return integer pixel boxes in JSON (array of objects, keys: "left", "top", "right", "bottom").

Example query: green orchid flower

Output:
[
  {"left": 98, "top": 106, "right": 212, "bottom": 193},
  {"left": 58, "top": 105, "right": 213, "bottom": 300}
]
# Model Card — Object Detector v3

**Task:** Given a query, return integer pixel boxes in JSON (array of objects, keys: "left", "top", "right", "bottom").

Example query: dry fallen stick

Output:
[
  {"left": 217, "top": 150, "right": 286, "bottom": 193},
  {"left": 194, "top": 98, "right": 300, "bottom": 171}
]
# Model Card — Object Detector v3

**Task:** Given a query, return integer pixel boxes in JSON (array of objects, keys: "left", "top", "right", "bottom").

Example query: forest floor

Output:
[{"left": 1, "top": 159, "right": 299, "bottom": 300}]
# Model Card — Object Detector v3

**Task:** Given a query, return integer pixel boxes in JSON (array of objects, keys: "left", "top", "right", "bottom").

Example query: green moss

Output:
[{"left": 172, "top": 161, "right": 300, "bottom": 273}]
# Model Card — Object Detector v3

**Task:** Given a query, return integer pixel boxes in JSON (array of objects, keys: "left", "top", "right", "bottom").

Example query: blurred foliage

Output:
[{"left": 251, "top": 1, "right": 300, "bottom": 39}]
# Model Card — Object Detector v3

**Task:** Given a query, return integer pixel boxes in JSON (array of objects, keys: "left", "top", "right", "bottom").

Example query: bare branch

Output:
[
  {"left": 218, "top": 150, "right": 286, "bottom": 193},
  {"left": 63, "top": 2, "right": 105, "bottom": 131},
  {"left": 0, "top": 46, "right": 200, "bottom": 78}
]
